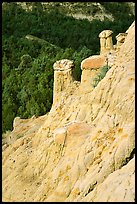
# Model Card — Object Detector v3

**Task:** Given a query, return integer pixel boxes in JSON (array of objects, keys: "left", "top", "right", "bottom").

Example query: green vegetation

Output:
[
  {"left": 92, "top": 65, "right": 110, "bottom": 88},
  {"left": 2, "top": 2, "right": 134, "bottom": 133},
  {"left": 16, "top": 134, "right": 24, "bottom": 139},
  {"left": 2, "top": 130, "right": 11, "bottom": 140}
]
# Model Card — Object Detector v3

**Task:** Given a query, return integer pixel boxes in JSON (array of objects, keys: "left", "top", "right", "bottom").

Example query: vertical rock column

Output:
[
  {"left": 99, "top": 30, "right": 113, "bottom": 55},
  {"left": 105, "top": 30, "right": 113, "bottom": 51},
  {"left": 98, "top": 30, "right": 106, "bottom": 54},
  {"left": 53, "top": 59, "right": 74, "bottom": 104},
  {"left": 81, "top": 55, "right": 107, "bottom": 89}
]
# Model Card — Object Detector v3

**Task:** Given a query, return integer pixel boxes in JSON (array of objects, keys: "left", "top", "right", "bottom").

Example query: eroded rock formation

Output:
[
  {"left": 116, "top": 33, "right": 128, "bottom": 50},
  {"left": 53, "top": 59, "right": 74, "bottom": 104},
  {"left": 2, "top": 21, "right": 135, "bottom": 202},
  {"left": 99, "top": 30, "right": 114, "bottom": 54}
]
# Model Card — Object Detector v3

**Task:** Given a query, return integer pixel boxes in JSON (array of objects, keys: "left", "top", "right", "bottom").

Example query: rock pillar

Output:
[
  {"left": 53, "top": 59, "right": 74, "bottom": 104},
  {"left": 99, "top": 30, "right": 113, "bottom": 55},
  {"left": 81, "top": 55, "right": 107, "bottom": 89},
  {"left": 98, "top": 30, "right": 106, "bottom": 54}
]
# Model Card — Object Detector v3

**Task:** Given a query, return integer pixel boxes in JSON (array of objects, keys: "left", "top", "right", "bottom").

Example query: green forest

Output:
[{"left": 2, "top": 2, "right": 134, "bottom": 134}]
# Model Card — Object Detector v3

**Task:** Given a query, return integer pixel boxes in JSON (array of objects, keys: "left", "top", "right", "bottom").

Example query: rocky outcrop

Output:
[{"left": 2, "top": 21, "right": 135, "bottom": 202}]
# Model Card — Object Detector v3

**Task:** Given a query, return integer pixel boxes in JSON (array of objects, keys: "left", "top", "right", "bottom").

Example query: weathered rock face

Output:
[
  {"left": 116, "top": 33, "right": 128, "bottom": 50},
  {"left": 2, "top": 21, "right": 135, "bottom": 202}
]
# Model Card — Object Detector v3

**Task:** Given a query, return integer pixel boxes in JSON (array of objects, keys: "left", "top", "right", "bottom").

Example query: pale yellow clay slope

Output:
[{"left": 2, "top": 22, "right": 135, "bottom": 202}]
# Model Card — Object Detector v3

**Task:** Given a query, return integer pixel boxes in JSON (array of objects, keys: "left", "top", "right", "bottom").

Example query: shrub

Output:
[
  {"left": 18, "top": 54, "right": 32, "bottom": 70},
  {"left": 92, "top": 65, "right": 110, "bottom": 88}
]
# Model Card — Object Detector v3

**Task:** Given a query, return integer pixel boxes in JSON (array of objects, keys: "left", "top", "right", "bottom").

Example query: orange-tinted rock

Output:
[
  {"left": 67, "top": 122, "right": 92, "bottom": 137},
  {"left": 81, "top": 55, "right": 107, "bottom": 70}
]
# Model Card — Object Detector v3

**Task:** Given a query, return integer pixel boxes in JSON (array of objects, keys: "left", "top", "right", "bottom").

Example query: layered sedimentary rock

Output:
[{"left": 2, "top": 21, "right": 135, "bottom": 202}]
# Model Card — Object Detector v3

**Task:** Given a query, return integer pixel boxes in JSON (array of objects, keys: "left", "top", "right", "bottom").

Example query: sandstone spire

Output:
[
  {"left": 99, "top": 30, "right": 113, "bottom": 54},
  {"left": 53, "top": 59, "right": 74, "bottom": 104}
]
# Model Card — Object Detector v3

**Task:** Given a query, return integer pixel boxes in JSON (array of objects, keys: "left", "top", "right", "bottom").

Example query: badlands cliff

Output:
[{"left": 2, "top": 21, "right": 135, "bottom": 202}]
